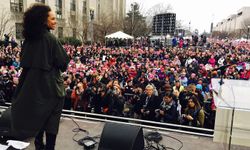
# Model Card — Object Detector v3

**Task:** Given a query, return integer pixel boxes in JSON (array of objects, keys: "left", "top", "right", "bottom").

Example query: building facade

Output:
[
  {"left": 0, "top": 0, "right": 126, "bottom": 42},
  {"left": 213, "top": 7, "right": 250, "bottom": 35}
]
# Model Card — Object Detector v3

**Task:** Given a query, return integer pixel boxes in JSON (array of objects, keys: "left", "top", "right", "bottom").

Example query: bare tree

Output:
[
  {"left": 124, "top": 3, "right": 148, "bottom": 37},
  {"left": 175, "top": 20, "right": 184, "bottom": 29},
  {"left": 145, "top": 3, "right": 173, "bottom": 16},
  {"left": 144, "top": 3, "right": 173, "bottom": 28},
  {"left": 0, "top": 9, "right": 12, "bottom": 39},
  {"left": 241, "top": 19, "right": 250, "bottom": 38},
  {"left": 94, "top": 13, "right": 123, "bottom": 43},
  {"left": 77, "top": 14, "right": 89, "bottom": 43},
  {"left": 212, "top": 31, "right": 229, "bottom": 39}
]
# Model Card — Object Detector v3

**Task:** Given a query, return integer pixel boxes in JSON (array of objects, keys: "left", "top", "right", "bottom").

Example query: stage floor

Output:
[
  {"left": 0, "top": 107, "right": 250, "bottom": 150},
  {"left": 20, "top": 117, "right": 243, "bottom": 150}
]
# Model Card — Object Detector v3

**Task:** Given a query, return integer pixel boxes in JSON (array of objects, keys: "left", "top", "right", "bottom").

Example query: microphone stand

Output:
[{"left": 217, "top": 65, "right": 234, "bottom": 150}]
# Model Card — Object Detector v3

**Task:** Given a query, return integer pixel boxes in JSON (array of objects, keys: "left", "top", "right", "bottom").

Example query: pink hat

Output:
[{"left": 191, "top": 73, "right": 196, "bottom": 77}]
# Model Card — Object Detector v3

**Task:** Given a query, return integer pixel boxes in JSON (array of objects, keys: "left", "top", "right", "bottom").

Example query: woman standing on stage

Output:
[{"left": 11, "top": 3, "right": 69, "bottom": 150}]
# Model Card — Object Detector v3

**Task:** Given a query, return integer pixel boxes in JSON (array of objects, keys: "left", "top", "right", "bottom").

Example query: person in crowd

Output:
[
  {"left": 208, "top": 55, "right": 216, "bottom": 68},
  {"left": 188, "top": 73, "right": 198, "bottom": 85},
  {"left": 173, "top": 80, "right": 185, "bottom": 93},
  {"left": 11, "top": 4, "right": 69, "bottom": 150},
  {"left": 105, "top": 80, "right": 125, "bottom": 116},
  {"left": 189, "top": 84, "right": 204, "bottom": 107},
  {"left": 179, "top": 71, "right": 188, "bottom": 87},
  {"left": 139, "top": 84, "right": 160, "bottom": 121},
  {"left": 71, "top": 82, "right": 85, "bottom": 111},
  {"left": 156, "top": 93, "right": 178, "bottom": 123},
  {"left": 160, "top": 83, "right": 172, "bottom": 98},
  {"left": 4, "top": 34, "right": 10, "bottom": 47},
  {"left": 100, "top": 72, "right": 110, "bottom": 85},
  {"left": 1, "top": 23, "right": 250, "bottom": 132},
  {"left": 63, "top": 76, "right": 72, "bottom": 110},
  {"left": 181, "top": 96, "right": 205, "bottom": 127}
]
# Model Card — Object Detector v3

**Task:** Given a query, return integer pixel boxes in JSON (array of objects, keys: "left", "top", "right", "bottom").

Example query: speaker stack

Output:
[{"left": 152, "top": 13, "right": 176, "bottom": 36}]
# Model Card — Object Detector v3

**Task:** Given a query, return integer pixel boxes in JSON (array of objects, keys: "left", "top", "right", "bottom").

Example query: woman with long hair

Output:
[
  {"left": 11, "top": 3, "right": 69, "bottom": 150},
  {"left": 182, "top": 96, "right": 205, "bottom": 127}
]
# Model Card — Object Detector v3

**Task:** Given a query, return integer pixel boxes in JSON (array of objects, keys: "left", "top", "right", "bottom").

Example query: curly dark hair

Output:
[{"left": 22, "top": 3, "right": 51, "bottom": 41}]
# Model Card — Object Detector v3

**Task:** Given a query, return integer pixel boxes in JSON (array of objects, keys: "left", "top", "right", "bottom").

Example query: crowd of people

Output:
[{"left": 1, "top": 36, "right": 250, "bottom": 129}]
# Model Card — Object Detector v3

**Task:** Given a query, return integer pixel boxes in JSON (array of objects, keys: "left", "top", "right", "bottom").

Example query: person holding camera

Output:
[
  {"left": 71, "top": 82, "right": 85, "bottom": 111},
  {"left": 105, "top": 80, "right": 125, "bottom": 116},
  {"left": 155, "top": 93, "right": 178, "bottom": 123}
]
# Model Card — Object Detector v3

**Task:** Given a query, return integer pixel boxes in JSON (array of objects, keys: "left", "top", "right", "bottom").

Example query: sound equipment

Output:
[
  {"left": 152, "top": 13, "right": 176, "bottom": 36},
  {"left": 0, "top": 107, "right": 12, "bottom": 137},
  {"left": 98, "top": 122, "right": 144, "bottom": 150}
]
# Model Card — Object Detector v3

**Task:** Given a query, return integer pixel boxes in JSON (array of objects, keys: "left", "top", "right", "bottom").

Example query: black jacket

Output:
[
  {"left": 11, "top": 30, "right": 69, "bottom": 138},
  {"left": 138, "top": 94, "right": 161, "bottom": 121}
]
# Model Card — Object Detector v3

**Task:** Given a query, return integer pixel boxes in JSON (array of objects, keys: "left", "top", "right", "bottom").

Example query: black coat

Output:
[
  {"left": 11, "top": 30, "right": 69, "bottom": 138},
  {"left": 139, "top": 95, "right": 161, "bottom": 121}
]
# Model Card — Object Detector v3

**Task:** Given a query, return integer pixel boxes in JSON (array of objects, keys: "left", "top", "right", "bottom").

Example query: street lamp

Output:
[
  {"left": 89, "top": 9, "right": 94, "bottom": 45},
  {"left": 131, "top": 3, "right": 135, "bottom": 37},
  {"left": 247, "top": 25, "right": 250, "bottom": 40},
  {"left": 131, "top": 3, "right": 135, "bottom": 47}
]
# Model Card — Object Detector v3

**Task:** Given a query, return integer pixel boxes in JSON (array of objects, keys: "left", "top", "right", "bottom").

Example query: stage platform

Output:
[
  {"left": 20, "top": 117, "right": 245, "bottom": 150},
  {"left": 1, "top": 107, "right": 250, "bottom": 150}
]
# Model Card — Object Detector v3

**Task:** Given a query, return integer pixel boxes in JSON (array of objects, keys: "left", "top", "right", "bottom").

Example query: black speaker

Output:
[
  {"left": 98, "top": 122, "right": 144, "bottom": 150},
  {"left": 0, "top": 107, "right": 12, "bottom": 137},
  {"left": 0, "top": 107, "right": 37, "bottom": 140}
]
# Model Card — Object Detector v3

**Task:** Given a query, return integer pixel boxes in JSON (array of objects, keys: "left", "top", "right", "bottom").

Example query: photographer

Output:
[
  {"left": 85, "top": 75, "right": 103, "bottom": 112},
  {"left": 105, "top": 80, "right": 125, "bottom": 116},
  {"left": 71, "top": 82, "right": 85, "bottom": 111},
  {"left": 132, "top": 87, "right": 144, "bottom": 119},
  {"left": 156, "top": 93, "right": 178, "bottom": 123},
  {"left": 63, "top": 76, "right": 73, "bottom": 110},
  {"left": 123, "top": 80, "right": 135, "bottom": 117},
  {"left": 88, "top": 85, "right": 105, "bottom": 113}
]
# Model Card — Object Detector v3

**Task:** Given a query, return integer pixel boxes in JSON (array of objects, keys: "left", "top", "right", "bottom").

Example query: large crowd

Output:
[{"left": 1, "top": 36, "right": 250, "bottom": 129}]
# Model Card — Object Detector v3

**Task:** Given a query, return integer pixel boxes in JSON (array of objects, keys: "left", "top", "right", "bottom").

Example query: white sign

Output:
[{"left": 212, "top": 78, "right": 250, "bottom": 110}]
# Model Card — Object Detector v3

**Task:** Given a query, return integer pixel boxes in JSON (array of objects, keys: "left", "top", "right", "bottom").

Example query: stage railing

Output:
[{"left": 0, "top": 104, "right": 214, "bottom": 138}]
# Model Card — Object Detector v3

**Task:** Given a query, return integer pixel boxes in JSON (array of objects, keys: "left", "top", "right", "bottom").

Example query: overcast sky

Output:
[{"left": 126, "top": 0, "right": 250, "bottom": 33}]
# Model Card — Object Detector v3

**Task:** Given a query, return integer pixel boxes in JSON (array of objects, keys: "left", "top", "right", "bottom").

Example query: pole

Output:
[
  {"left": 131, "top": 4, "right": 134, "bottom": 47},
  {"left": 90, "top": 10, "right": 94, "bottom": 45},
  {"left": 161, "top": 17, "right": 164, "bottom": 46},
  {"left": 228, "top": 108, "right": 235, "bottom": 150},
  {"left": 247, "top": 26, "right": 250, "bottom": 40}
]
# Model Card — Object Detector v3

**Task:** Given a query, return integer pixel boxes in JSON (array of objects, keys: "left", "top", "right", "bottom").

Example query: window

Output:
[
  {"left": 56, "top": 0, "right": 62, "bottom": 19},
  {"left": 58, "top": 27, "right": 63, "bottom": 38},
  {"left": 83, "top": 1, "right": 87, "bottom": 14},
  {"left": 73, "top": 28, "right": 76, "bottom": 38},
  {"left": 237, "top": 12, "right": 242, "bottom": 16},
  {"left": 70, "top": 0, "right": 76, "bottom": 11},
  {"left": 15, "top": 23, "right": 23, "bottom": 39},
  {"left": 35, "top": 0, "right": 45, "bottom": 3},
  {"left": 10, "top": 0, "right": 23, "bottom": 12}
]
